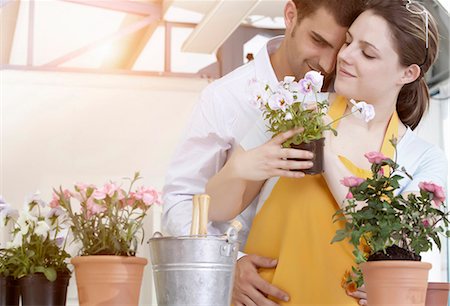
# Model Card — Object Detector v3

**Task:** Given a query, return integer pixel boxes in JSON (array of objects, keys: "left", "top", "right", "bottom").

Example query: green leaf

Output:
[{"left": 331, "top": 229, "right": 348, "bottom": 243}]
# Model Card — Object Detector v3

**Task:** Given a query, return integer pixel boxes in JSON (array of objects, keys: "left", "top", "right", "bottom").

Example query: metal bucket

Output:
[{"left": 148, "top": 227, "right": 239, "bottom": 306}]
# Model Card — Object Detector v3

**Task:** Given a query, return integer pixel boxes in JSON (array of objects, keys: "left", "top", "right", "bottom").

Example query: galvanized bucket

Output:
[{"left": 148, "top": 226, "right": 240, "bottom": 306}]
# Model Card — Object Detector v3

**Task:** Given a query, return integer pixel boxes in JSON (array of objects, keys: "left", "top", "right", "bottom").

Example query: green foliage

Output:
[
  {"left": 0, "top": 236, "right": 70, "bottom": 281},
  {"left": 264, "top": 100, "right": 335, "bottom": 147}
]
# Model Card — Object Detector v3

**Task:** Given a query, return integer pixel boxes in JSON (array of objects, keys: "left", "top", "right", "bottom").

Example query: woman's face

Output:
[{"left": 334, "top": 10, "right": 406, "bottom": 104}]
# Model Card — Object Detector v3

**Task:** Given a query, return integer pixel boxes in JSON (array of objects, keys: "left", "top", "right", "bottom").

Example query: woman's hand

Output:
[{"left": 227, "top": 128, "right": 314, "bottom": 181}]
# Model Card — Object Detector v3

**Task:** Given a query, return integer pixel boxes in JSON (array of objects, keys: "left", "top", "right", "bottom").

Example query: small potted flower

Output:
[
  {"left": 332, "top": 141, "right": 450, "bottom": 306},
  {"left": 0, "top": 248, "right": 20, "bottom": 306},
  {"left": 54, "top": 172, "right": 160, "bottom": 306},
  {"left": 249, "top": 71, "right": 375, "bottom": 174},
  {"left": 0, "top": 195, "right": 71, "bottom": 306},
  {"left": 0, "top": 197, "right": 20, "bottom": 306}
]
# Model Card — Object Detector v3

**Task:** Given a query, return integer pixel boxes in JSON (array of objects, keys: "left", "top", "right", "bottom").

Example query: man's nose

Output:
[{"left": 319, "top": 54, "right": 337, "bottom": 75}]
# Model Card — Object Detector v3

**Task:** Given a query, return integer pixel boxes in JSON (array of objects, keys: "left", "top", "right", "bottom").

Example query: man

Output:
[{"left": 163, "top": 1, "right": 368, "bottom": 305}]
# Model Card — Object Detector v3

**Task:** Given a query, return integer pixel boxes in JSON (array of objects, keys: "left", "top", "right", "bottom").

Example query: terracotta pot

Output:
[
  {"left": 71, "top": 255, "right": 147, "bottom": 306},
  {"left": 0, "top": 276, "right": 20, "bottom": 306},
  {"left": 290, "top": 138, "right": 324, "bottom": 175},
  {"left": 425, "top": 282, "right": 450, "bottom": 306},
  {"left": 360, "top": 261, "right": 431, "bottom": 306},
  {"left": 20, "top": 272, "right": 71, "bottom": 306}
]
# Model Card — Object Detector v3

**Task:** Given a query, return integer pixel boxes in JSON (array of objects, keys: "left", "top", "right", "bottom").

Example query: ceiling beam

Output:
[
  {"left": 1, "top": 0, "right": 20, "bottom": 64},
  {"left": 42, "top": 15, "right": 158, "bottom": 67},
  {"left": 182, "top": 0, "right": 260, "bottom": 54},
  {"left": 61, "top": 0, "right": 160, "bottom": 16},
  {"left": 100, "top": 15, "right": 160, "bottom": 70}
]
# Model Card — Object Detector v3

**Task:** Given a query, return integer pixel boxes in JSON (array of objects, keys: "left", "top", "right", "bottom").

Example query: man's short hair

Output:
[{"left": 293, "top": 0, "right": 366, "bottom": 27}]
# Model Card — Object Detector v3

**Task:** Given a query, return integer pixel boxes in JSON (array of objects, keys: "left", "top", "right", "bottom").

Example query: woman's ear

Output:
[
  {"left": 399, "top": 64, "right": 421, "bottom": 85},
  {"left": 284, "top": 1, "right": 298, "bottom": 33}
]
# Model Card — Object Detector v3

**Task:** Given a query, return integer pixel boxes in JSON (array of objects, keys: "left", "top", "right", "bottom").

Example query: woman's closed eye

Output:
[{"left": 362, "top": 50, "right": 376, "bottom": 59}]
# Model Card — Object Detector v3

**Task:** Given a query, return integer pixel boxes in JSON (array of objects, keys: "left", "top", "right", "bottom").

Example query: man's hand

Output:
[
  {"left": 347, "top": 285, "right": 368, "bottom": 305},
  {"left": 233, "top": 254, "right": 289, "bottom": 306}
]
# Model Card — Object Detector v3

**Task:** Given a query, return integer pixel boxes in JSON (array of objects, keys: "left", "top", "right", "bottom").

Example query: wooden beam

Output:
[
  {"left": 43, "top": 15, "right": 158, "bottom": 67},
  {"left": 61, "top": 0, "right": 161, "bottom": 16},
  {"left": 1, "top": 0, "right": 20, "bottom": 64},
  {"left": 182, "top": 0, "right": 260, "bottom": 54},
  {"left": 100, "top": 17, "right": 160, "bottom": 70}
]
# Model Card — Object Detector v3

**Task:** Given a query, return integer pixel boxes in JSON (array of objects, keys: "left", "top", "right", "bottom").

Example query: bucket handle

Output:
[{"left": 221, "top": 221, "right": 241, "bottom": 257}]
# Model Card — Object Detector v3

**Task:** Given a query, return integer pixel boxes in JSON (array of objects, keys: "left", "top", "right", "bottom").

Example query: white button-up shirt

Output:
[{"left": 162, "top": 37, "right": 283, "bottom": 249}]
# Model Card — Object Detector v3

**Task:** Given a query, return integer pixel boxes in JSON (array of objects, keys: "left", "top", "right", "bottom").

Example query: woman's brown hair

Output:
[{"left": 366, "top": 0, "right": 440, "bottom": 130}]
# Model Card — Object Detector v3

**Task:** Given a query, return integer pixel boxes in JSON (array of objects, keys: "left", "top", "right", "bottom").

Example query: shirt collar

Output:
[{"left": 254, "top": 36, "right": 284, "bottom": 87}]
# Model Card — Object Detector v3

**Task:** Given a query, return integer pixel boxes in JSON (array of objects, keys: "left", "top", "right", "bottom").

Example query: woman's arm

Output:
[{"left": 207, "top": 129, "right": 314, "bottom": 222}]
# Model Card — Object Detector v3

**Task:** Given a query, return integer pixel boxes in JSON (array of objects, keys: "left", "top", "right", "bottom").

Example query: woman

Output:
[{"left": 207, "top": 0, "right": 447, "bottom": 305}]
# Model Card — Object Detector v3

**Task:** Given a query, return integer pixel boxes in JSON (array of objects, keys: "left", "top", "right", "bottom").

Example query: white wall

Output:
[
  {"left": 0, "top": 69, "right": 209, "bottom": 305},
  {"left": 415, "top": 79, "right": 450, "bottom": 282}
]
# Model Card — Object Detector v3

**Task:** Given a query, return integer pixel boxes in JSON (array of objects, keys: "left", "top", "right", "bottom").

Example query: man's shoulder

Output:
[{"left": 204, "top": 61, "right": 256, "bottom": 94}]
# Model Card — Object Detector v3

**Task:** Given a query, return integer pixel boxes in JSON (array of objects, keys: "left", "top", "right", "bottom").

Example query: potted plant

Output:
[
  {"left": 0, "top": 249, "right": 20, "bottom": 306},
  {"left": 54, "top": 172, "right": 160, "bottom": 306},
  {"left": 425, "top": 282, "right": 450, "bottom": 306},
  {"left": 332, "top": 141, "right": 450, "bottom": 306},
  {"left": 0, "top": 197, "right": 20, "bottom": 306},
  {"left": 0, "top": 195, "right": 71, "bottom": 306},
  {"left": 249, "top": 71, "right": 375, "bottom": 174}
]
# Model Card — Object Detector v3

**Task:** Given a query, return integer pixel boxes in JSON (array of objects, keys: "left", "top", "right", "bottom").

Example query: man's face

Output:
[{"left": 285, "top": 7, "right": 348, "bottom": 81}]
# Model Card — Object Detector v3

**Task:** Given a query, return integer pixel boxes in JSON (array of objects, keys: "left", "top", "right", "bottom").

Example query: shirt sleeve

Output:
[
  {"left": 162, "top": 85, "right": 235, "bottom": 236},
  {"left": 400, "top": 145, "right": 448, "bottom": 195}
]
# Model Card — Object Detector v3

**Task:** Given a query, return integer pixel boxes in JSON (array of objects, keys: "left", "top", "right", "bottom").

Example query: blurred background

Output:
[{"left": 1, "top": 0, "right": 449, "bottom": 304}]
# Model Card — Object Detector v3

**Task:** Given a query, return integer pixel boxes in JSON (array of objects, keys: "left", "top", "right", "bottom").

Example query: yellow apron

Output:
[{"left": 244, "top": 96, "right": 399, "bottom": 305}]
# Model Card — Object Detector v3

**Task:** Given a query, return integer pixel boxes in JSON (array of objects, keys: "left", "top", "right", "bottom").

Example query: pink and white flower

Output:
[
  {"left": 304, "top": 70, "right": 324, "bottom": 92},
  {"left": 132, "top": 187, "right": 161, "bottom": 207},
  {"left": 350, "top": 99, "right": 375, "bottom": 123}
]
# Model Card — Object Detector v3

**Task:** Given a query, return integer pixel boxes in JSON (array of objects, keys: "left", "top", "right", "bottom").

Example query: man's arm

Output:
[{"left": 162, "top": 86, "right": 232, "bottom": 236}]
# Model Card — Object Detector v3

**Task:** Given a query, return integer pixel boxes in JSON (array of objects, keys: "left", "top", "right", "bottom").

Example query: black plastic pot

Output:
[
  {"left": 0, "top": 276, "right": 20, "bottom": 306},
  {"left": 19, "top": 272, "right": 71, "bottom": 306},
  {"left": 290, "top": 138, "right": 325, "bottom": 175}
]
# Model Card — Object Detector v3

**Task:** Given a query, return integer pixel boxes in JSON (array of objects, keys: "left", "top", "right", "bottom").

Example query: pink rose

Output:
[
  {"left": 340, "top": 176, "right": 365, "bottom": 188},
  {"left": 364, "top": 152, "right": 388, "bottom": 164},
  {"left": 345, "top": 192, "right": 354, "bottom": 199},
  {"left": 419, "top": 182, "right": 446, "bottom": 207},
  {"left": 422, "top": 219, "right": 431, "bottom": 228}
]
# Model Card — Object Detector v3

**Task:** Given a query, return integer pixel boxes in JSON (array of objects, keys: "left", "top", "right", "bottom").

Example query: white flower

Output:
[
  {"left": 16, "top": 209, "right": 37, "bottom": 235},
  {"left": 268, "top": 89, "right": 294, "bottom": 112},
  {"left": 35, "top": 220, "right": 50, "bottom": 237},
  {"left": 249, "top": 78, "right": 270, "bottom": 109},
  {"left": 25, "top": 191, "right": 46, "bottom": 209},
  {"left": 0, "top": 202, "right": 19, "bottom": 228},
  {"left": 283, "top": 76, "right": 295, "bottom": 84},
  {"left": 304, "top": 71, "right": 324, "bottom": 92},
  {"left": 284, "top": 112, "right": 293, "bottom": 120},
  {"left": 350, "top": 99, "right": 376, "bottom": 122},
  {"left": 6, "top": 234, "right": 23, "bottom": 248}
]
